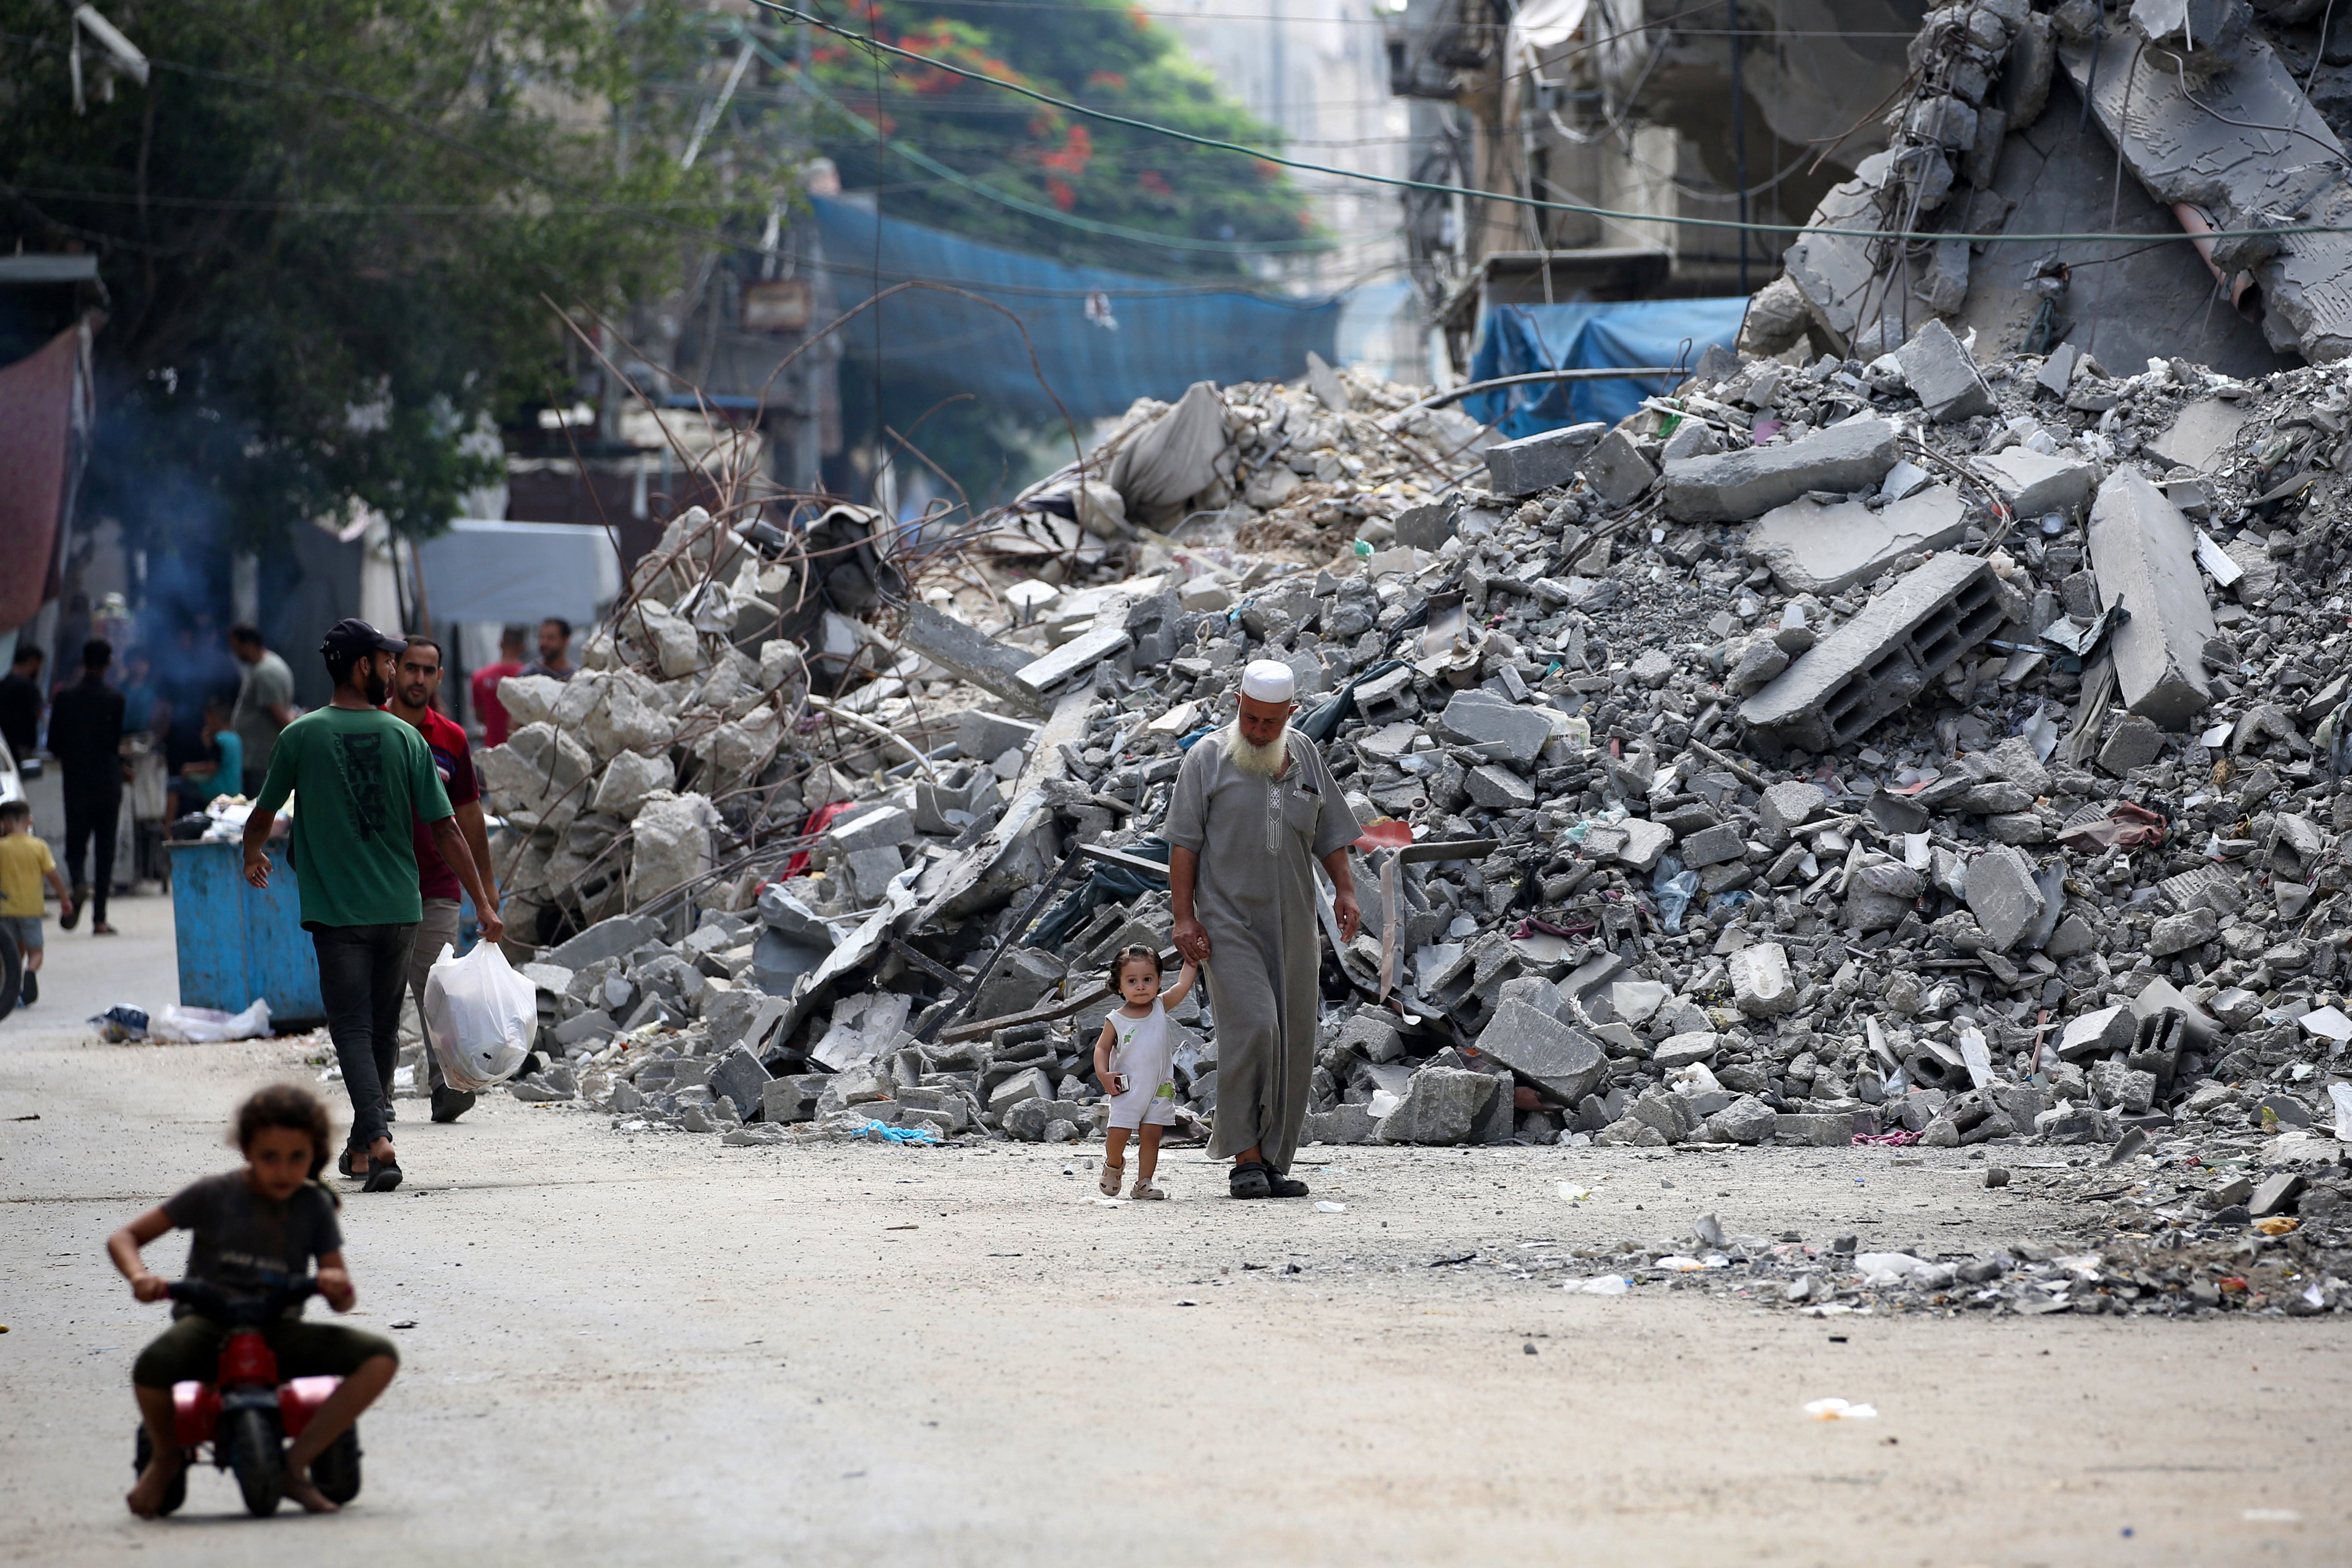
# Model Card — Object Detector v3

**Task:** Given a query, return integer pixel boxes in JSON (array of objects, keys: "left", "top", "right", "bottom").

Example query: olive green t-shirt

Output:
[{"left": 250, "top": 707, "right": 452, "bottom": 929}]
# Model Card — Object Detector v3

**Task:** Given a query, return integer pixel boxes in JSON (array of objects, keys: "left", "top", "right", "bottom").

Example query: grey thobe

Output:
[{"left": 1166, "top": 728, "right": 1361, "bottom": 1173}]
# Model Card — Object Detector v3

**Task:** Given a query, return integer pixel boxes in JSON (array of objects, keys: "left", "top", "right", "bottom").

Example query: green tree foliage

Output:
[
  {"left": 0, "top": 0, "right": 769, "bottom": 547},
  {"left": 802, "top": 0, "right": 1318, "bottom": 276}
]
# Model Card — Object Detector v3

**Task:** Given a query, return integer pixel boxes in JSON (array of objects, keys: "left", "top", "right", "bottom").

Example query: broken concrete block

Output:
[
  {"left": 1584, "top": 428, "right": 1658, "bottom": 507},
  {"left": 958, "top": 708, "right": 1037, "bottom": 765},
  {"left": 1376, "top": 1066, "right": 1500, "bottom": 1144},
  {"left": 1699, "top": 1094, "right": 1779, "bottom": 1145},
  {"left": 1436, "top": 688, "right": 1552, "bottom": 765},
  {"left": 1966, "top": 845, "right": 2045, "bottom": 952},
  {"left": 709, "top": 1044, "right": 774, "bottom": 1119},
  {"left": 1774, "top": 1111, "right": 1856, "bottom": 1146},
  {"left": 631, "top": 791, "right": 717, "bottom": 902},
  {"left": 2058, "top": 1003, "right": 2137, "bottom": 1060},
  {"left": 1483, "top": 422, "right": 1606, "bottom": 497},
  {"left": 1969, "top": 448, "right": 2098, "bottom": 517},
  {"left": 591, "top": 750, "right": 676, "bottom": 820},
  {"left": 1017, "top": 623, "right": 1132, "bottom": 695},
  {"left": 1729, "top": 941, "right": 1799, "bottom": 1017},
  {"left": 1662, "top": 416, "right": 1902, "bottom": 524},
  {"left": 759, "top": 1075, "right": 826, "bottom": 1124},
  {"left": 2088, "top": 466, "right": 2218, "bottom": 729},
  {"left": 903, "top": 602, "right": 1051, "bottom": 718},
  {"left": 1739, "top": 553, "right": 2010, "bottom": 752},
  {"left": 2249, "top": 1171, "right": 2306, "bottom": 1218},
  {"left": 821, "top": 804, "right": 916, "bottom": 862},
  {"left": 1678, "top": 823, "right": 1746, "bottom": 868},
  {"left": 987, "top": 1066, "right": 1054, "bottom": 1118},
  {"left": 1757, "top": 781, "right": 1828, "bottom": 841},
  {"left": 1745, "top": 483, "right": 1969, "bottom": 596},
  {"left": 479, "top": 723, "right": 597, "bottom": 833},
  {"left": 1473, "top": 998, "right": 1607, "bottom": 1104},
  {"left": 2098, "top": 713, "right": 2167, "bottom": 774},
  {"left": 1304, "top": 1103, "right": 1381, "bottom": 1145},
  {"left": 2148, "top": 907, "right": 2220, "bottom": 957},
  {"left": 1652, "top": 1031, "right": 1721, "bottom": 1070},
  {"left": 545, "top": 913, "right": 664, "bottom": 971},
  {"left": 1465, "top": 764, "right": 1535, "bottom": 811},
  {"left": 1393, "top": 501, "right": 1456, "bottom": 551},
  {"left": 1893, "top": 320, "right": 1997, "bottom": 421},
  {"left": 1610, "top": 818, "right": 1676, "bottom": 874}
]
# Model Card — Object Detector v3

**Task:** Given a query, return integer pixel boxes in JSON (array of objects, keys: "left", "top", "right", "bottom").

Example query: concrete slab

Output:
[
  {"left": 1662, "top": 417, "right": 1903, "bottom": 524},
  {"left": 1746, "top": 483, "right": 1970, "bottom": 595},
  {"left": 2087, "top": 466, "right": 2218, "bottom": 728},
  {"left": 2146, "top": 398, "right": 2259, "bottom": 473}
]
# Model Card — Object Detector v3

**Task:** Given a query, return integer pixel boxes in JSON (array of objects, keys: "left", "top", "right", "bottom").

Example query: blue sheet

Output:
[
  {"left": 1462, "top": 298, "right": 1751, "bottom": 438},
  {"left": 810, "top": 197, "right": 1342, "bottom": 422}
]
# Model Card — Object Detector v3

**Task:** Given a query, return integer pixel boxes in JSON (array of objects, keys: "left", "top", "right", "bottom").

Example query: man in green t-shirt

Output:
[{"left": 243, "top": 619, "right": 505, "bottom": 1193}]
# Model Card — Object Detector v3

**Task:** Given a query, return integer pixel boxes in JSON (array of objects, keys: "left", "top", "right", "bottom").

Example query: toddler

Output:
[
  {"left": 108, "top": 1083, "right": 400, "bottom": 1517},
  {"left": 1091, "top": 944, "right": 1196, "bottom": 1200}
]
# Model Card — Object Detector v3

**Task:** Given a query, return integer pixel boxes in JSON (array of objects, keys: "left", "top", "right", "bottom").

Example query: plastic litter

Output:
[
  {"left": 1804, "top": 1398, "right": 1879, "bottom": 1420},
  {"left": 2332, "top": 1082, "right": 2352, "bottom": 1141},
  {"left": 89, "top": 1005, "right": 149, "bottom": 1042},
  {"left": 1570, "top": 1275, "right": 1629, "bottom": 1295},
  {"left": 1315, "top": 1200, "right": 1347, "bottom": 1212},
  {"left": 150, "top": 998, "right": 272, "bottom": 1043},
  {"left": 853, "top": 1120, "right": 942, "bottom": 1143},
  {"left": 1650, "top": 855, "right": 1699, "bottom": 934},
  {"left": 421, "top": 941, "right": 534, "bottom": 1092},
  {"left": 1558, "top": 1182, "right": 1595, "bottom": 1202}
]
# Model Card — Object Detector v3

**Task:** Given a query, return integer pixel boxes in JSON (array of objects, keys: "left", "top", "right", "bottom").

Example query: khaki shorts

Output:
[
  {"left": 1, "top": 914, "right": 40, "bottom": 952},
  {"left": 133, "top": 1314, "right": 399, "bottom": 1389}
]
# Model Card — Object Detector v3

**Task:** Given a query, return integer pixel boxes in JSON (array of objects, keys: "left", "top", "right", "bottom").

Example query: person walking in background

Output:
[
  {"left": 46, "top": 639, "right": 127, "bottom": 936},
  {"left": 386, "top": 635, "right": 500, "bottom": 1123},
  {"left": 0, "top": 643, "right": 43, "bottom": 762},
  {"left": 242, "top": 619, "right": 505, "bottom": 1192},
  {"left": 468, "top": 624, "right": 530, "bottom": 746},
  {"left": 165, "top": 699, "right": 243, "bottom": 819},
  {"left": 228, "top": 623, "right": 296, "bottom": 795},
  {"left": 523, "top": 617, "right": 573, "bottom": 682},
  {"left": 119, "top": 647, "right": 166, "bottom": 738}
]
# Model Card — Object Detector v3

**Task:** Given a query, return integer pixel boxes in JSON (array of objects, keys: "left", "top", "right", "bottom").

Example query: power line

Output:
[{"left": 761, "top": 0, "right": 2352, "bottom": 245}]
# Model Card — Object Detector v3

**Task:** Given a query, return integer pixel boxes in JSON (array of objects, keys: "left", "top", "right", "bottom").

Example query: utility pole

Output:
[{"left": 1729, "top": 0, "right": 1749, "bottom": 292}]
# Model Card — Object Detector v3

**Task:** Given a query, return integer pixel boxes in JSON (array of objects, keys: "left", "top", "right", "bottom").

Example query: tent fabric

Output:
[
  {"left": 809, "top": 196, "right": 1341, "bottom": 421},
  {"left": 0, "top": 324, "right": 90, "bottom": 632},
  {"left": 416, "top": 519, "right": 622, "bottom": 626},
  {"left": 1462, "top": 298, "right": 1750, "bottom": 439}
]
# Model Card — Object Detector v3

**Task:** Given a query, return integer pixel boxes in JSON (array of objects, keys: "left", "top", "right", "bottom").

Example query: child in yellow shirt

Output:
[{"left": 0, "top": 799, "right": 75, "bottom": 1008}]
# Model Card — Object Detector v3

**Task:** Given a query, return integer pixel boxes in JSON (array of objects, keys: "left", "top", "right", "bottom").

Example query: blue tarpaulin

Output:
[
  {"left": 1462, "top": 299, "right": 1751, "bottom": 438},
  {"left": 809, "top": 197, "right": 1342, "bottom": 422}
]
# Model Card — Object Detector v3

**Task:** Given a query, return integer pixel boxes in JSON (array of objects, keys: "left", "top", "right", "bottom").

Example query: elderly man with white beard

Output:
[{"left": 1166, "top": 660, "right": 1363, "bottom": 1200}]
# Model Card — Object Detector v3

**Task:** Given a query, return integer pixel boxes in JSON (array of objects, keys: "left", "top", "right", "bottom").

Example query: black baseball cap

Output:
[{"left": 318, "top": 618, "right": 407, "bottom": 658}]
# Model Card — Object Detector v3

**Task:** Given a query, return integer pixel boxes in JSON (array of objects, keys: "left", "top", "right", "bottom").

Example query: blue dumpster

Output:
[{"left": 168, "top": 840, "right": 325, "bottom": 1027}]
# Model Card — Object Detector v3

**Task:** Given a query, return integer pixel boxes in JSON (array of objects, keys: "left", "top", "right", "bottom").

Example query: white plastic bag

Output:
[
  {"left": 421, "top": 942, "right": 534, "bottom": 1092},
  {"left": 151, "top": 998, "right": 272, "bottom": 1043}
]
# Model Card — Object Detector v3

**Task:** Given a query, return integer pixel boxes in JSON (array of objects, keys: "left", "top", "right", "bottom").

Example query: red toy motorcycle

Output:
[{"left": 132, "top": 1278, "right": 363, "bottom": 1517}]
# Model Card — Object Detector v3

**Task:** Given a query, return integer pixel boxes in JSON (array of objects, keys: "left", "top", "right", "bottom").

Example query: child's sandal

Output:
[
  {"left": 1130, "top": 1179, "right": 1166, "bottom": 1201},
  {"left": 1098, "top": 1161, "right": 1125, "bottom": 1198}
]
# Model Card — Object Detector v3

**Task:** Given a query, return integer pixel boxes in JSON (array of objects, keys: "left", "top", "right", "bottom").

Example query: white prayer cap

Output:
[{"left": 1239, "top": 659, "right": 1297, "bottom": 703}]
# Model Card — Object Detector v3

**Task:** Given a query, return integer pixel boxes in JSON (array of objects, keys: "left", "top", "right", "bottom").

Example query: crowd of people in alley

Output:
[{"left": 0, "top": 614, "right": 577, "bottom": 1022}]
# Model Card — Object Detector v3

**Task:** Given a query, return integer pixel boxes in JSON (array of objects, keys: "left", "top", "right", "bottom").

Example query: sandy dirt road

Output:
[{"left": 2, "top": 896, "right": 2345, "bottom": 1566}]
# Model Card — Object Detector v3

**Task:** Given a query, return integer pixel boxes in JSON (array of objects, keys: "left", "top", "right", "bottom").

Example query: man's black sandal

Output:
[
  {"left": 1264, "top": 1166, "right": 1310, "bottom": 1198},
  {"left": 1228, "top": 1161, "right": 1272, "bottom": 1200}
]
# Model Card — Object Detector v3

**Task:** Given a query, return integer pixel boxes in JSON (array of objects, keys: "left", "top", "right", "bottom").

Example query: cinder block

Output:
[
  {"left": 1893, "top": 318, "right": 1996, "bottom": 421},
  {"left": 2088, "top": 467, "right": 2217, "bottom": 729},
  {"left": 1483, "top": 422, "right": 1606, "bottom": 497},
  {"left": 1738, "top": 553, "right": 2011, "bottom": 751},
  {"left": 1662, "top": 416, "right": 1900, "bottom": 523}
]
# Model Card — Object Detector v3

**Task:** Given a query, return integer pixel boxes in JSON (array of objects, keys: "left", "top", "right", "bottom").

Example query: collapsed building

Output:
[{"left": 443, "top": 318, "right": 2352, "bottom": 1317}]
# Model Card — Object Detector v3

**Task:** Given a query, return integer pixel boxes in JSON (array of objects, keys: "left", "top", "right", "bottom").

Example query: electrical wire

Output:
[{"left": 757, "top": 0, "right": 2352, "bottom": 245}]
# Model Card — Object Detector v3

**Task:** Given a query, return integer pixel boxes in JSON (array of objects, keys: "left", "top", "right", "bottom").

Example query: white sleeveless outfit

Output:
[{"left": 1105, "top": 999, "right": 1178, "bottom": 1130}]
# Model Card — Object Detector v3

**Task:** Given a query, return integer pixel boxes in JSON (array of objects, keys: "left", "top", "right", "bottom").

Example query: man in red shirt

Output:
[
  {"left": 389, "top": 636, "right": 503, "bottom": 1123},
  {"left": 467, "top": 624, "right": 530, "bottom": 748}
]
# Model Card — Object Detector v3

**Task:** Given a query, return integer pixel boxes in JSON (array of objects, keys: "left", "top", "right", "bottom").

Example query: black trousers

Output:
[
  {"left": 311, "top": 923, "right": 416, "bottom": 1152},
  {"left": 61, "top": 786, "right": 121, "bottom": 925}
]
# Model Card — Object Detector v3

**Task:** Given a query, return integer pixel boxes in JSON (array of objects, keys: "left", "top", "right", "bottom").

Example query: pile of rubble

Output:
[{"left": 462, "top": 315, "right": 2352, "bottom": 1291}]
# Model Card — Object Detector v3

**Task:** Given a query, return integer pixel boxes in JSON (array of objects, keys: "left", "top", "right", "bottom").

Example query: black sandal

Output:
[
  {"left": 1265, "top": 1166, "right": 1310, "bottom": 1199},
  {"left": 362, "top": 1158, "right": 403, "bottom": 1193},
  {"left": 337, "top": 1147, "right": 366, "bottom": 1180},
  {"left": 1228, "top": 1161, "right": 1272, "bottom": 1200}
]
